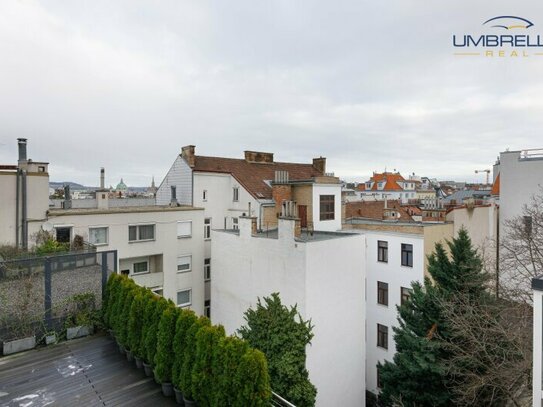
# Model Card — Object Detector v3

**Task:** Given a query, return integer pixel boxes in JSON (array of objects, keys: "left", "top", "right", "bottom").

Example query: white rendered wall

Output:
[
  {"left": 211, "top": 218, "right": 366, "bottom": 406},
  {"left": 312, "top": 184, "right": 342, "bottom": 231},
  {"left": 499, "top": 151, "right": 543, "bottom": 226},
  {"left": 533, "top": 289, "right": 543, "bottom": 407},
  {"left": 361, "top": 230, "right": 425, "bottom": 394},
  {"left": 48, "top": 208, "right": 205, "bottom": 315},
  {"left": 305, "top": 235, "right": 366, "bottom": 407}
]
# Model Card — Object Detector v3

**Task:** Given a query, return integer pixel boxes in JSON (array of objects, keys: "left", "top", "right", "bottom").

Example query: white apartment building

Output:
[
  {"left": 358, "top": 172, "right": 417, "bottom": 204},
  {"left": 344, "top": 212, "right": 453, "bottom": 397},
  {"left": 156, "top": 146, "right": 337, "bottom": 316},
  {"left": 1, "top": 139, "right": 206, "bottom": 313},
  {"left": 47, "top": 201, "right": 205, "bottom": 313},
  {"left": 211, "top": 214, "right": 366, "bottom": 407},
  {"left": 533, "top": 277, "right": 543, "bottom": 407},
  {"left": 493, "top": 148, "right": 543, "bottom": 227}
]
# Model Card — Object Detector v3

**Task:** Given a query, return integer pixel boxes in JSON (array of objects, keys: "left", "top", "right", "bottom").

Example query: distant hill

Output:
[
  {"left": 49, "top": 182, "right": 87, "bottom": 190},
  {"left": 49, "top": 182, "right": 148, "bottom": 192}
]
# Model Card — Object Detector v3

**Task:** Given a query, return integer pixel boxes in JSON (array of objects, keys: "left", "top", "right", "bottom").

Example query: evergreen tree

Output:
[
  {"left": 172, "top": 308, "right": 197, "bottom": 388},
  {"left": 378, "top": 228, "right": 488, "bottom": 406},
  {"left": 238, "top": 293, "right": 316, "bottom": 407}
]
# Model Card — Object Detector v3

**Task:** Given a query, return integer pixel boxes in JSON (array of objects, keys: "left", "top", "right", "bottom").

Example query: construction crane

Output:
[{"left": 474, "top": 169, "right": 491, "bottom": 185}]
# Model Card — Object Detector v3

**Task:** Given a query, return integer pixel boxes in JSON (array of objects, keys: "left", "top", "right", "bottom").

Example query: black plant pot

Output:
[
  {"left": 173, "top": 388, "right": 185, "bottom": 405},
  {"left": 117, "top": 342, "right": 125, "bottom": 355},
  {"left": 183, "top": 396, "right": 197, "bottom": 407},
  {"left": 162, "top": 382, "right": 174, "bottom": 397},
  {"left": 134, "top": 356, "right": 143, "bottom": 369},
  {"left": 143, "top": 362, "right": 153, "bottom": 377},
  {"left": 126, "top": 350, "right": 134, "bottom": 362}
]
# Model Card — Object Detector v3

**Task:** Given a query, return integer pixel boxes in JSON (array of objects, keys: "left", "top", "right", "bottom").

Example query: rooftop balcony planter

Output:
[
  {"left": 143, "top": 361, "right": 153, "bottom": 377},
  {"left": 134, "top": 356, "right": 143, "bottom": 369},
  {"left": 173, "top": 387, "right": 184, "bottom": 405},
  {"left": 2, "top": 335, "right": 36, "bottom": 355},
  {"left": 67, "top": 325, "right": 94, "bottom": 340},
  {"left": 45, "top": 332, "right": 57, "bottom": 345}
]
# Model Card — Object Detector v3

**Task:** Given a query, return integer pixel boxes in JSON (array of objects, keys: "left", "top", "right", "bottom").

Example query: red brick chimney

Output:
[
  {"left": 181, "top": 145, "right": 195, "bottom": 167},
  {"left": 313, "top": 157, "right": 326, "bottom": 174},
  {"left": 244, "top": 151, "right": 274, "bottom": 163}
]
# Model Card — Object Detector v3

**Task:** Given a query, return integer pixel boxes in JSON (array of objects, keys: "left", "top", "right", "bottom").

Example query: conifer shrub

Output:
[
  {"left": 179, "top": 316, "right": 210, "bottom": 400},
  {"left": 104, "top": 273, "right": 122, "bottom": 329},
  {"left": 143, "top": 295, "right": 171, "bottom": 366},
  {"left": 110, "top": 276, "right": 130, "bottom": 334},
  {"left": 116, "top": 279, "right": 138, "bottom": 348},
  {"left": 127, "top": 291, "right": 146, "bottom": 358},
  {"left": 211, "top": 336, "right": 249, "bottom": 406},
  {"left": 154, "top": 304, "right": 180, "bottom": 383},
  {"left": 192, "top": 324, "right": 226, "bottom": 405},
  {"left": 232, "top": 348, "right": 271, "bottom": 407},
  {"left": 172, "top": 308, "right": 198, "bottom": 388}
]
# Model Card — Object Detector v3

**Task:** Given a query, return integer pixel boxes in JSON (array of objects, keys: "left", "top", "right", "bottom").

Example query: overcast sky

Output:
[{"left": 0, "top": 1, "right": 542, "bottom": 186}]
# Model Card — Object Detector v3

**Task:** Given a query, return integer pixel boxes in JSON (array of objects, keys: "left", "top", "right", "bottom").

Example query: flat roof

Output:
[
  {"left": 216, "top": 228, "right": 358, "bottom": 242},
  {"left": 0, "top": 334, "right": 176, "bottom": 406},
  {"left": 345, "top": 218, "right": 449, "bottom": 227},
  {"left": 48, "top": 205, "right": 203, "bottom": 216}
]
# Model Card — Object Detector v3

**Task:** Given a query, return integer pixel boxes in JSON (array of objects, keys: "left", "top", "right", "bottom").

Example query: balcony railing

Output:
[{"left": 271, "top": 392, "right": 297, "bottom": 407}]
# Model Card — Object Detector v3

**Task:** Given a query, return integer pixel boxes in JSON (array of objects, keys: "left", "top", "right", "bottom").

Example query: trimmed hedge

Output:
[{"left": 103, "top": 274, "right": 271, "bottom": 405}]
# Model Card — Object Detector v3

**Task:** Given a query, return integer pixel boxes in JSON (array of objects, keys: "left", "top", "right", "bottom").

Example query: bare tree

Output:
[{"left": 500, "top": 188, "right": 543, "bottom": 303}]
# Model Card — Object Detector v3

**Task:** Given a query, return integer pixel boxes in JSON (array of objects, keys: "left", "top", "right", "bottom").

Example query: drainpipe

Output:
[
  {"left": 15, "top": 168, "right": 20, "bottom": 248},
  {"left": 22, "top": 170, "right": 28, "bottom": 250}
]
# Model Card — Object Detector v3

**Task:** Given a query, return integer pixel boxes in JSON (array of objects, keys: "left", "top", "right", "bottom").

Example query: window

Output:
[
  {"left": 177, "top": 289, "right": 192, "bottom": 307},
  {"left": 377, "top": 324, "right": 388, "bottom": 349},
  {"left": 204, "top": 218, "right": 211, "bottom": 240},
  {"left": 377, "top": 240, "right": 388, "bottom": 263},
  {"left": 204, "top": 258, "right": 211, "bottom": 281},
  {"left": 204, "top": 300, "right": 211, "bottom": 318},
  {"left": 177, "top": 221, "right": 192, "bottom": 238},
  {"left": 129, "top": 224, "right": 155, "bottom": 242},
  {"left": 232, "top": 217, "right": 239, "bottom": 230},
  {"left": 151, "top": 287, "right": 163, "bottom": 297},
  {"left": 233, "top": 187, "right": 239, "bottom": 202},
  {"left": 377, "top": 366, "right": 383, "bottom": 389},
  {"left": 401, "top": 287, "right": 412, "bottom": 305},
  {"left": 319, "top": 195, "right": 335, "bottom": 221},
  {"left": 133, "top": 261, "right": 149, "bottom": 274},
  {"left": 203, "top": 189, "right": 208, "bottom": 201},
  {"left": 401, "top": 243, "right": 413, "bottom": 267},
  {"left": 89, "top": 227, "right": 108, "bottom": 245},
  {"left": 38, "top": 166, "right": 45, "bottom": 173},
  {"left": 377, "top": 282, "right": 388, "bottom": 306},
  {"left": 177, "top": 255, "right": 192, "bottom": 272},
  {"left": 55, "top": 227, "right": 71, "bottom": 243}
]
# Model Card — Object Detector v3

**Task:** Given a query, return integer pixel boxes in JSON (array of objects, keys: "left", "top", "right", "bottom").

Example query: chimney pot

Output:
[{"left": 17, "top": 138, "right": 27, "bottom": 163}]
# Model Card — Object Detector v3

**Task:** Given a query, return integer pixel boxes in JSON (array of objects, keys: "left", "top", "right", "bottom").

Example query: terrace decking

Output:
[{"left": 0, "top": 333, "right": 176, "bottom": 406}]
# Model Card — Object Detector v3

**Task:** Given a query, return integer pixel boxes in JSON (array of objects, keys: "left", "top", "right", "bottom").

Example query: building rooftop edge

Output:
[{"left": 48, "top": 205, "right": 204, "bottom": 216}]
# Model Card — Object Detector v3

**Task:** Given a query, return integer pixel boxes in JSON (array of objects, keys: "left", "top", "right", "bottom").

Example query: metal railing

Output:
[{"left": 271, "top": 392, "right": 296, "bottom": 407}]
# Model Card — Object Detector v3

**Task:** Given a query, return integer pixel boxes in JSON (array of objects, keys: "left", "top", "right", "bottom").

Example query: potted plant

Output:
[
  {"left": 127, "top": 291, "right": 146, "bottom": 369},
  {"left": 172, "top": 309, "right": 198, "bottom": 404},
  {"left": 117, "top": 284, "right": 136, "bottom": 362},
  {"left": 142, "top": 295, "right": 169, "bottom": 377},
  {"left": 65, "top": 293, "right": 96, "bottom": 340},
  {"left": 192, "top": 325, "right": 225, "bottom": 405},
  {"left": 211, "top": 336, "right": 248, "bottom": 406},
  {"left": 232, "top": 348, "right": 271, "bottom": 406},
  {"left": 179, "top": 316, "right": 210, "bottom": 406},
  {"left": 154, "top": 305, "right": 180, "bottom": 397}
]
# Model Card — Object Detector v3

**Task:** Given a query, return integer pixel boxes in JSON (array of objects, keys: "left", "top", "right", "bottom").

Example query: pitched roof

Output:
[
  {"left": 367, "top": 172, "right": 406, "bottom": 191},
  {"left": 491, "top": 173, "right": 500, "bottom": 195},
  {"left": 192, "top": 156, "right": 323, "bottom": 199},
  {"left": 345, "top": 200, "right": 414, "bottom": 222}
]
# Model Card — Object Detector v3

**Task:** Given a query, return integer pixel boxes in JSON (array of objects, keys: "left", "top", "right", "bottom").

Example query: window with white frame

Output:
[
  {"left": 232, "top": 217, "right": 239, "bottom": 230},
  {"left": 128, "top": 224, "right": 155, "bottom": 242},
  {"left": 89, "top": 227, "right": 108, "bottom": 245},
  {"left": 204, "top": 299, "right": 211, "bottom": 318},
  {"left": 133, "top": 261, "right": 149, "bottom": 274},
  {"left": 177, "top": 221, "right": 192, "bottom": 238},
  {"left": 177, "top": 289, "right": 192, "bottom": 307},
  {"left": 151, "top": 286, "right": 163, "bottom": 297},
  {"left": 204, "top": 218, "right": 211, "bottom": 240},
  {"left": 204, "top": 258, "right": 211, "bottom": 281},
  {"left": 177, "top": 255, "right": 192, "bottom": 272},
  {"left": 233, "top": 187, "right": 239, "bottom": 202}
]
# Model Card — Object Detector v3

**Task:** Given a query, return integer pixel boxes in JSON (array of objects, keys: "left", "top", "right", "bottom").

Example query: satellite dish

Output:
[{"left": 42, "top": 222, "right": 54, "bottom": 232}]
